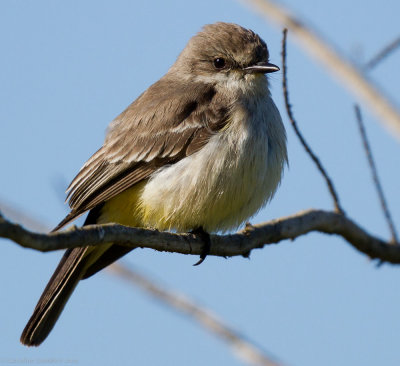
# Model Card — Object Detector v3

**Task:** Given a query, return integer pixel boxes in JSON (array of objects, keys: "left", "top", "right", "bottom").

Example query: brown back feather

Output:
[{"left": 55, "top": 77, "right": 231, "bottom": 230}]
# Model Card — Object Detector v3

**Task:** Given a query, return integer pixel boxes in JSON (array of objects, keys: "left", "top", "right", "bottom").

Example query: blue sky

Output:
[{"left": 1, "top": 1, "right": 400, "bottom": 365}]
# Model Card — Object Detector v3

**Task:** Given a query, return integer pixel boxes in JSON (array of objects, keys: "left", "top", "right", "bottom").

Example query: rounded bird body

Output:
[
  {"left": 140, "top": 79, "right": 286, "bottom": 232},
  {"left": 21, "top": 22, "right": 287, "bottom": 347}
]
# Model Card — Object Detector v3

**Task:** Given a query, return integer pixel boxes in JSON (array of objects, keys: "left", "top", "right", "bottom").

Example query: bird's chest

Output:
[
  {"left": 140, "top": 99, "right": 276, "bottom": 232},
  {"left": 193, "top": 104, "right": 272, "bottom": 228},
  {"left": 205, "top": 108, "right": 270, "bottom": 204}
]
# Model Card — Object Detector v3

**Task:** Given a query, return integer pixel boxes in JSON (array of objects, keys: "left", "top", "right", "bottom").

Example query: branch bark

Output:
[{"left": 1, "top": 209, "right": 400, "bottom": 264}]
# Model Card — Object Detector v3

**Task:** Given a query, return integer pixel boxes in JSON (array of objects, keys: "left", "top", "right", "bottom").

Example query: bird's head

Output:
[{"left": 171, "top": 22, "right": 279, "bottom": 86}]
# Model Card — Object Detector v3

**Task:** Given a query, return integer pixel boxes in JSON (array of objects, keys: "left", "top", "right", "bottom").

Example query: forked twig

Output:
[
  {"left": 281, "top": 29, "right": 344, "bottom": 214},
  {"left": 354, "top": 105, "right": 399, "bottom": 244}
]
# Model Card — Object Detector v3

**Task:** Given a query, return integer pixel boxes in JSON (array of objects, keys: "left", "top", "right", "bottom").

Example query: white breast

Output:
[{"left": 140, "top": 80, "right": 287, "bottom": 233}]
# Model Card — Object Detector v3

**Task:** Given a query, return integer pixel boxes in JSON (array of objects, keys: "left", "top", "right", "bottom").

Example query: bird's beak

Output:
[{"left": 243, "top": 62, "right": 280, "bottom": 74}]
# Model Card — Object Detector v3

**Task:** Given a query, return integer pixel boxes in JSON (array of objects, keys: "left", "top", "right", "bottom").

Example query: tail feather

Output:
[
  {"left": 21, "top": 204, "right": 133, "bottom": 346},
  {"left": 20, "top": 247, "right": 89, "bottom": 346}
]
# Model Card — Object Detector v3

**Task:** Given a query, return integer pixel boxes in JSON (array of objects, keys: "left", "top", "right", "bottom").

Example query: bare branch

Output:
[
  {"left": 365, "top": 35, "right": 400, "bottom": 70},
  {"left": 281, "top": 29, "right": 344, "bottom": 214},
  {"left": 242, "top": 0, "right": 400, "bottom": 138},
  {"left": 109, "top": 263, "right": 283, "bottom": 366},
  {"left": 1, "top": 209, "right": 400, "bottom": 264},
  {"left": 354, "top": 105, "right": 399, "bottom": 244}
]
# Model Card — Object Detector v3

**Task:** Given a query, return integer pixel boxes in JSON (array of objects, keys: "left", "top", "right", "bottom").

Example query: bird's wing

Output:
[{"left": 54, "top": 78, "right": 231, "bottom": 230}]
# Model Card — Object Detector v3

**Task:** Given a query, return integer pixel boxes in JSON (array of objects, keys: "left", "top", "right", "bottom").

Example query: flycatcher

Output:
[{"left": 21, "top": 22, "right": 287, "bottom": 346}]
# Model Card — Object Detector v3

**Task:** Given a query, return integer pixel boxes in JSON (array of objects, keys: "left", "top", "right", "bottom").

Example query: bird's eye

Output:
[{"left": 213, "top": 57, "right": 226, "bottom": 69}]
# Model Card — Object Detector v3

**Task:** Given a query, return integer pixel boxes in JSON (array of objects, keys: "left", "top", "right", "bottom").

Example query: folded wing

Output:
[{"left": 54, "top": 77, "right": 231, "bottom": 230}]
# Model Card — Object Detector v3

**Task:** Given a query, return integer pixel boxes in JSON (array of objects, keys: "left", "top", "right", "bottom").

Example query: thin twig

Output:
[
  {"left": 354, "top": 105, "right": 399, "bottom": 244},
  {"left": 281, "top": 29, "right": 344, "bottom": 215},
  {"left": 109, "top": 263, "right": 283, "bottom": 366},
  {"left": 365, "top": 36, "right": 400, "bottom": 70},
  {"left": 242, "top": 0, "right": 400, "bottom": 138}
]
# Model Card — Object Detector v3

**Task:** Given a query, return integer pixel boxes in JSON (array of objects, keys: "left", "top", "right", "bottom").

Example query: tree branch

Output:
[{"left": 2, "top": 209, "right": 400, "bottom": 264}]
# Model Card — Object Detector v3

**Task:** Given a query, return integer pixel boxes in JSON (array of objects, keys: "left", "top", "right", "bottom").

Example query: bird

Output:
[{"left": 20, "top": 22, "right": 287, "bottom": 346}]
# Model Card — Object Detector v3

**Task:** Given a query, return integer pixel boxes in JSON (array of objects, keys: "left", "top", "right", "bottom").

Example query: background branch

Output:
[
  {"left": 110, "top": 263, "right": 283, "bottom": 366},
  {"left": 242, "top": 0, "right": 400, "bottom": 138},
  {"left": 365, "top": 35, "right": 400, "bottom": 70}
]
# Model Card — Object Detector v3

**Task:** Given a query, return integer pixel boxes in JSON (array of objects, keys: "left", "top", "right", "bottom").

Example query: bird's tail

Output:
[
  {"left": 21, "top": 203, "right": 134, "bottom": 346},
  {"left": 20, "top": 247, "right": 92, "bottom": 346}
]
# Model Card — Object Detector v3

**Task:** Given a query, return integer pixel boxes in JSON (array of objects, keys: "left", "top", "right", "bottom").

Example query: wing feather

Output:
[{"left": 57, "top": 76, "right": 231, "bottom": 229}]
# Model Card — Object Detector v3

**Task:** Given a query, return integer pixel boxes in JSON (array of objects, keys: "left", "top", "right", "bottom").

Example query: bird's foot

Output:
[{"left": 191, "top": 227, "right": 211, "bottom": 266}]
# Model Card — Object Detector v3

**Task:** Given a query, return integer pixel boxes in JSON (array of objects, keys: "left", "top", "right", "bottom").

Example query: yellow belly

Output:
[{"left": 97, "top": 181, "right": 147, "bottom": 227}]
